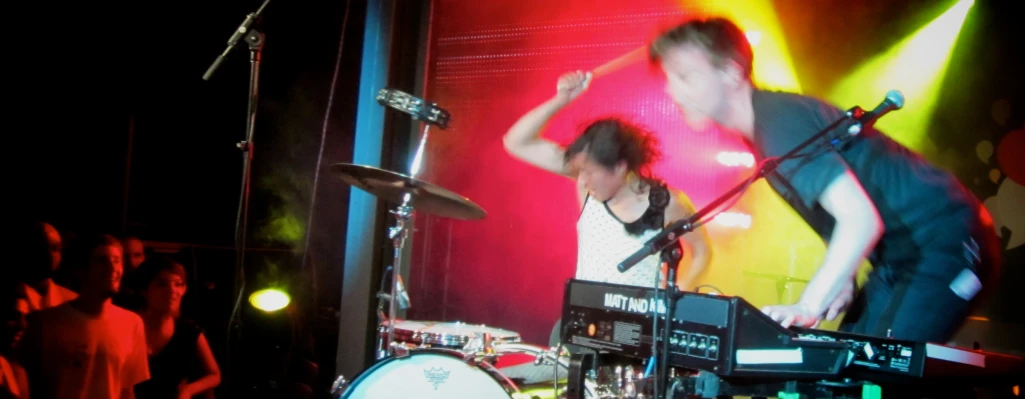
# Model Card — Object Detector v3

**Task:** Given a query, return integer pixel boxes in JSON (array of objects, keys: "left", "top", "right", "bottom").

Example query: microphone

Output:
[
  {"left": 618, "top": 244, "right": 653, "bottom": 272},
  {"left": 202, "top": 0, "right": 273, "bottom": 81},
  {"left": 617, "top": 219, "right": 690, "bottom": 272},
  {"left": 856, "top": 90, "right": 905, "bottom": 126}
]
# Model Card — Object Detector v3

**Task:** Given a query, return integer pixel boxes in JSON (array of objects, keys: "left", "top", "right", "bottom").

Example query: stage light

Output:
[
  {"left": 713, "top": 212, "right": 752, "bottom": 229},
  {"left": 249, "top": 288, "right": 291, "bottom": 312},
  {"left": 745, "top": 31, "right": 762, "bottom": 47},
  {"left": 679, "top": 0, "right": 802, "bottom": 92},
  {"left": 829, "top": 0, "right": 975, "bottom": 154},
  {"left": 716, "top": 151, "right": 755, "bottom": 168}
]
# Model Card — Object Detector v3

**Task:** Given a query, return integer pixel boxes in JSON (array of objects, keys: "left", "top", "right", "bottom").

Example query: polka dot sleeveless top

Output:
[{"left": 575, "top": 181, "right": 671, "bottom": 288}]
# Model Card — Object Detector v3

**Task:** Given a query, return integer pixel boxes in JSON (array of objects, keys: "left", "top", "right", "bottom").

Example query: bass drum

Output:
[
  {"left": 340, "top": 348, "right": 517, "bottom": 398},
  {"left": 339, "top": 345, "right": 596, "bottom": 398}
]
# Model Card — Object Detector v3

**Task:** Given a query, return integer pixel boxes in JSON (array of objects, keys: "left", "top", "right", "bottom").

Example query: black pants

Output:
[{"left": 839, "top": 221, "right": 1001, "bottom": 343}]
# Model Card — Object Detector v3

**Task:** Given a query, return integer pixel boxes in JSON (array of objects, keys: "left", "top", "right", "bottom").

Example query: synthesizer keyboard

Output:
[
  {"left": 791, "top": 327, "right": 1024, "bottom": 383},
  {"left": 561, "top": 279, "right": 850, "bottom": 380},
  {"left": 561, "top": 279, "right": 1024, "bottom": 384}
]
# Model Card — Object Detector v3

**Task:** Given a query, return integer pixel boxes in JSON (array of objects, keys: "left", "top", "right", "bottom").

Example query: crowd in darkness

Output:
[{"left": 1, "top": 221, "right": 221, "bottom": 399}]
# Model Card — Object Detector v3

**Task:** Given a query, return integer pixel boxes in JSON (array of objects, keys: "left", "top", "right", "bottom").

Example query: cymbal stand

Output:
[
  {"left": 382, "top": 122, "right": 432, "bottom": 357},
  {"left": 373, "top": 265, "right": 394, "bottom": 359}
]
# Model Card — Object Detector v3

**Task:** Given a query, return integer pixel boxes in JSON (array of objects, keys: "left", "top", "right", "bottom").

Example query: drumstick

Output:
[
  {"left": 572, "top": 45, "right": 646, "bottom": 90},
  {"left": 591, "top": 45, "right": 648, "bottom": 78}
]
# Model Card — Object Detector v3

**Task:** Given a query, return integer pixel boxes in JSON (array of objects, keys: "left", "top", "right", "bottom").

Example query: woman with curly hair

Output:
[{"left": 503, "top": 71, "right": 712, "bottom": 290}]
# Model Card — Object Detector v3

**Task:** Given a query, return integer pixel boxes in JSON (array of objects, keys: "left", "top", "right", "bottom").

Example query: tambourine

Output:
[{"left": 376, "top": 88, "right": 451, "bottom": 129}]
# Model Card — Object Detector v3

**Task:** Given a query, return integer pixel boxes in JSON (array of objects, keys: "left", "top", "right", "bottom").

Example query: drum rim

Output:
[
  {"left": 339, "top": 347, "right": 521, "bottom": 398},
  {"left": 419, "top": 331, "right": 522, "bottom": 347},
  {"left": 380, "top": 320, "right": 523, "bottom": 347}
]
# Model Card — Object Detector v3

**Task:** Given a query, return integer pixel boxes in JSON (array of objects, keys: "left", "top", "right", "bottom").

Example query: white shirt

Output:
[
  {"left": 22, "top": 301, "right": 150, "bottom": 399},
  {"left": 22, "top": 279, "right": 78, "bottom": 312},
  {"left": 576, "top": 196, "right": 663, "bottom": 288}
]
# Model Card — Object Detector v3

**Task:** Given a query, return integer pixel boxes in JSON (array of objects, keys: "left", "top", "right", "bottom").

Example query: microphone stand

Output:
[
  {"left": 203, "top": 0, "right": 272, "bottom": 81},
  {"left": 657, "top": 243, "right": 683, "bottom": 399},
  {"left": 620, "top": 106, "right": 864, "bottom": 399},
  {"left": 201, "top": 0, "right": 272, "bottom": 388}
]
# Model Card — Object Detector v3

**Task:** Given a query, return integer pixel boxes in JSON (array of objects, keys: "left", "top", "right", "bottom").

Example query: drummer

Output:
[{"left": 503, "top": 70, "right": 713, "bottom": 292}]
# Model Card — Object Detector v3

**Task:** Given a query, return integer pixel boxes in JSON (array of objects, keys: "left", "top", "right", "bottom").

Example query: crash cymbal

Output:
[{"left": 330, "top": 163, "right": 486, "bottom": 220}]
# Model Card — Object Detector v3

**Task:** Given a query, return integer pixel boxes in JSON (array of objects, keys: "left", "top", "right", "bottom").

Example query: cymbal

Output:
[{"left": 330, "top": 163, "right": 486, "bottom": 220}]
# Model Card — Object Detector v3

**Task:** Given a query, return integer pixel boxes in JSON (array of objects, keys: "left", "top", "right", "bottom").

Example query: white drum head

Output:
[{"left": 342, "top": 350, "right": 515, "bottom": 398}]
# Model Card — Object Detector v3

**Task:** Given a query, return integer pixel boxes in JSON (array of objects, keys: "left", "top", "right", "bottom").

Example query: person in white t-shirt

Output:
[{"left": 21, "top": 234, "right": 150, "bottom": 399}]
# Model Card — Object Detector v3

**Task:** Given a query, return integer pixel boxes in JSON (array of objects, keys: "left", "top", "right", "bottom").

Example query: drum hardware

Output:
[
  {"left": 382, "top": 202, "right": 411, "bottom": 359},
  {"left": 374, "top": 266, "right": 411, "bottom": 310},
  {"left": 378, "top": 320, "right": 521, "bottom": 353},
  {"left": 329, "top": 374, "right": 348, "bottom": 399},
  {"left": 565, "top": 354, "right": 672, "bottom": 399},
  {"left": 390, "top": 343, "right": 410, "bottom": 359},
  {"left": 478, "top": 351, "right": 501, "bottom": 367},
  {"left": 528, "top": 346, "right": 570, "bottom": 367},
  {"left": 534, "top": 352, "right": 549, "bottom": 366},
  {"left": 332, "top": 88, "right": 485, "bottom": 361},
  {"left": 338, "top": 345, "right": 596, "bottom": 398},
  {"left": 336, "top": 88, "right": 604, "bottom": 397},
  {"left": 376, "top": 88, "right": 451, "bottom": 128},
  {"left": 373, "top": 265, "right": 411, "bottom": 358},
  {"left": 462, "top": 331, "right": 495, "bottom": 354}
]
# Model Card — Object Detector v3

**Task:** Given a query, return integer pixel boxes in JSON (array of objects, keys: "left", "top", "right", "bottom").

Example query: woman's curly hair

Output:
[{"left": 564, "top": 117, "right": 663, "bottom": 184}]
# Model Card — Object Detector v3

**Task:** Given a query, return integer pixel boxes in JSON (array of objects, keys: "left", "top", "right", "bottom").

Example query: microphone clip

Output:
[{"left": 844, "top": 106, "right": 866, "bottom": 136}]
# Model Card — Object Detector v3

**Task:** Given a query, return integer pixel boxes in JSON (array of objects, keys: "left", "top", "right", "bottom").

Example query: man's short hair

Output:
[{"left": 649, "top": 17, "right": 754, "bottom": 80}]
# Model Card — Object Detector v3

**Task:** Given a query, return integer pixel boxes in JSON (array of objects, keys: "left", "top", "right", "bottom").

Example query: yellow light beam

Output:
[
  {"left": 829, "top": 0, "right": 975, "bottom": 154},
  {"left": 678, "top": 0, "right": 803, "bottom": 93}
]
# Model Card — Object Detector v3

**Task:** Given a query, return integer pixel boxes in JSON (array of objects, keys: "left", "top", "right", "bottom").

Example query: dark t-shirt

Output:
[
  {"left": 750, "top": 89, "right": 983, "bottom": 266},
  {"left": 134, "top": 319, "right": 204, "bottom": 399}
]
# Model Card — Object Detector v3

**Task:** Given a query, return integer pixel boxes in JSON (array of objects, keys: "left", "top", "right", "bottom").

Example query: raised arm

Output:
[{"left": 503, "top": 70, "right": 591, "bottom": 177}]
